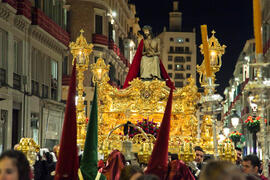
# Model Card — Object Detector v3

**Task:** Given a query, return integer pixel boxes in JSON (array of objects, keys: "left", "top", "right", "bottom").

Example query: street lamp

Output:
[
  {"left": 90, "top": 57, "right": 110, "bottom": 84},
  {"left": 231, "top": 110, "right": 240, "bottom": 128},
  {"left": 197, "top": 26, "right": 226, "bottom": 158},
  {"left": 223, "top": 127, "right": 230, "bottom": 137},
  {"left": 69, "top": 29, "right": 93, "bottom": 149}
]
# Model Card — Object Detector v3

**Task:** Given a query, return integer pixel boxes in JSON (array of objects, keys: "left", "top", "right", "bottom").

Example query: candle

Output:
[
  {"left": 201, "top": 25, "right": 211, "bottom": 77},
  {"left": 253, "top": 0, "right": 263, "bottom": 55}
]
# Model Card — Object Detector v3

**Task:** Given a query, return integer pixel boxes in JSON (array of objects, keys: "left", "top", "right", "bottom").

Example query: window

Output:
[
  {"left": 168, "top": 56, "right": 173, "bottom": 61},
  {"left": 51, "top": 60, "right": 58, "bottom": 100},
  {"left": 185, "top": 47, "right": 190, "bottom": 53},
  {"left": 174, "top": 56, "right": 185, "bottom": 63},
  {"left": 13, "top": 39, "right": 22, "bottom": 74},
  {"left": 170, "top": 37, "right": 174, "bottom": 42},
  {"left": 175, "top": 81, "right": 183, "bottom": 87},
  {"left": 51, "top": 60, "right": 58, "bottom": 80},
  {"left": 0, "top": 29, "right": 8, "bottom": 69},
  {"left": 185, "top": 38, "right": 189, "bottom": 42},
  {"left": 168, "top": 64, "right": 172, "bottom": 70},
  {"left": 169, "top": 46, "right": 174, "bottom": 53},
  {"left": 31, "top": 48, "right": 37, "bottom": 81},
  {"left": 95, "top": 15, "right": 103, "bottom": 34},
  {"left": 168, "top": 73, "right": 173, "bottom": 78},
  {"left": 186, "top": 65, "right": 191, "bottom": 70},
  {"left": 175, "top": 73, "right": 184, "bottom": 79},
  {"left": 175, "top": 47, "right": 184, "bottom": 53},
  {"left": 175, "top": 64, "right": 184, "bottom": 71},
  {"left": 186, "top": 73, "right": 191, "bottom": 78},
  {"left": 62, "top": 56, "right": 68, "bottom": 75},
  {"left": 186, "top": 56, "right": 191, "bottom": 62}
]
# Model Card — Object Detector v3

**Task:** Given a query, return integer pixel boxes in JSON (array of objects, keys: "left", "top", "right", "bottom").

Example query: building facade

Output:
[
  {"left": 62, "top": 0, "right": 140, "bottom": 117},
  {"left": 158, "top": 1, "right": 197, "bottom": 88},
  {"left": 222, "top": 0, "right": 270, "bottom": 156},
  {"left": 0, "top": 0, "right": 69, "bottom": 152}
]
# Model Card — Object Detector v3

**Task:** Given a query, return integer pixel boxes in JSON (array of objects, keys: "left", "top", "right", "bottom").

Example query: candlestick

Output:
[
  {"left": 253, "top": 0, "right": 263, "bottom": 55},
  {"left": 201, "top": 25, "right": 211, "bottom": 77}
]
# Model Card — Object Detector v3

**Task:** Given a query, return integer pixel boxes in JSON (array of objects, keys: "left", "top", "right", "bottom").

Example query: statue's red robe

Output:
[{"left": 123, "top": 40, "right": 175, "bottom": 89}]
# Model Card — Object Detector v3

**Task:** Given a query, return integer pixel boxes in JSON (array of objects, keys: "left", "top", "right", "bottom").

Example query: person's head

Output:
[
  {"left": 102, "top": 150, "right": 126, "bottom": 180},
  {"left": 0, "top": 150, "right": 30, "bottom": 180},
  {"left": 168, "top": 160, "right": 195, "bottom": 180},
  {"left": 235, "top": 147, "right": 242, "bottom": 162},
  {"left": 171, "top": 154, "right": 178, "bottom": 161},
  {"left": 168, "top": 152, "right": 172, "bottom": 163},
  {"left": 194, "top": 146, "right": 204, "bottom": 164},
  {"left": 137, "top": 174, "right": 160, "bottom": 180},
  {"left": 119, "top": 165, "right": 143, "bottom": 180},
  {"left": 242, "top": 155, "right": 261, "bottom": 175},
  {"left": 142, "top": 25, "right": 153, "bottom": 38},
  {"left": 44, "top": 152, "right": 53, "bottom": 164},
  {"left": 200, "top": 160, "right": 245, "bottom": 180}
]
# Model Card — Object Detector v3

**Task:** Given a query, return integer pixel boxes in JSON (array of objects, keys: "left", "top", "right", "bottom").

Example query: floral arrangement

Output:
[
  {"left": 229, "top": 131, "right": 242, "bottom": 143},
  {"left": 245, "top": 116, "right": 260, "bottom": 133},
  {"left": 129, "top": 118, "right": 159, "bottom": 138}
]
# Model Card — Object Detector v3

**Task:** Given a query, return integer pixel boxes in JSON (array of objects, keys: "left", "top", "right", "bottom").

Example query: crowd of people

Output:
[{"left": 0, "top": 145, "right": 269, "bottom": 180}]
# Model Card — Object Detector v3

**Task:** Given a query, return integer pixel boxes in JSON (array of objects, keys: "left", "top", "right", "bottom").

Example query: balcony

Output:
[
  {"left": 32, "top": 7, "right": 70, "bottom": 46},
  {"left": 2, "top": 0, "right": 32, "bottom": 19},
  {"left": 2, "top": 0, "right": 17, "bottom": 9},
  {"left": 62, "top": 75, "right": 71, "bottom": 86},
  {"left": 108, "top": 40, "right": 120, "bottom": 56},
  {"left": 0, "top": 68, "right": 6, "bottom": 86},
  {"left": 17, "top": 0, "right": 32, "bottom": 20},
  {"left": 13, "top": 73, "right": 21, "bottom": 90},
  {"left": 92, "top": 34, "right": 108, "bottom": 46},
  {"left": 31, "top": 80, "right": 39, "bottom": 96}
]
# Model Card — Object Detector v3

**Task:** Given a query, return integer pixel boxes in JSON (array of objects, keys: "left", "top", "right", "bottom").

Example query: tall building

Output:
[
  {"left": 0, "top": 0, "right": 69, "bottom": 152},
  {"left": 62, "top": 0, "right": 140, "bottom": 117},
  {"left": 158, "top": 1, "right": 196, "bottom": 88}
]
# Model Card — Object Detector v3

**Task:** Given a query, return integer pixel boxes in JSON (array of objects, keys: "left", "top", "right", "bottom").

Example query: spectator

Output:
[
  {"left": 188, "top": 146, "right": 205, "bottom": 179},
  {"left": 199, "top": 160, "right": 245, "bottom": 180},
  {"left": 119, "top": 165, "right": 143, "bottom": 180},
  {"left": 137, "top": 174, "right": 160, "bottom": 180},
  {"left": 0, "top": 150, "right": 31, "bottom": 180},
  {"left": 242, "top": 155, "right": 267, "bottom": 180},
  {"left": 235, "top": 147, "right": 242, "bottom": 166}
]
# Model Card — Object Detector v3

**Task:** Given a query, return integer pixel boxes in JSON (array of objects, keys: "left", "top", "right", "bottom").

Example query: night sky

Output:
[{"left": 132, "top": 0, "right": 254, "bottom": 95}]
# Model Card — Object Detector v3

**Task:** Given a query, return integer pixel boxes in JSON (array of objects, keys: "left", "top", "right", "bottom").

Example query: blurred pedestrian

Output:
[
  {"left": 119, "top": 165, "right": 143, "bottom": 180},
  {"left": 199, "top": 160, "right": 245, "bottom": 180},
  {"left": 242, "top": 155, "right": 267, "bottom": 180},
  {"left": 0, "top": 150, "right": 31, "bottom": 180}
]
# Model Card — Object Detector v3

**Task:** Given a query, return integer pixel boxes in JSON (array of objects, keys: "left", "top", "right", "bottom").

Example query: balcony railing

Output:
[
  {"left": 62, "top": 75, "right": 71, "bottom": 86},
  {"left": 32, "top": 7, "right": 70, "bottom": 46},
  {"left": 0, "top": 68, "right": 6, "bottom": 86},
  {"left": 2, "top": 0, "right": 17, "bottom": 9},
  {"left": 17, "top": 0, "right": 32, "bottom": 20},
  {"left": 92, "top": 34, "right": 108, "bottom": 46},
  {"left": 13, "top": 73, "right": 21, "bottom": 90},
  {"left": 2, "top": 0, "right": 32, "bottom": 19},
  {"left": 31, "top": 80, "right": 39, "bottom": 96}
]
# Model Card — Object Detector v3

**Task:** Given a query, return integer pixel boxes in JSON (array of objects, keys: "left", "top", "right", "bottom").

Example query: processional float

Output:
[
  {"left": 14, "top": 28, "right": 236, "bottom": 166},
  {"left": 86, "top": 28, "right": 236, "bottom": 164}
]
